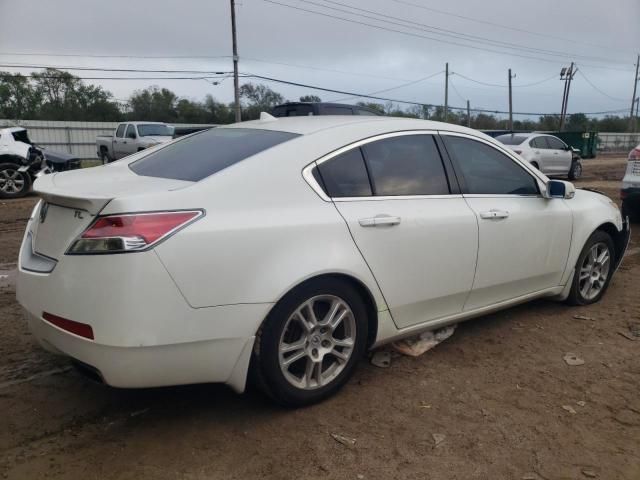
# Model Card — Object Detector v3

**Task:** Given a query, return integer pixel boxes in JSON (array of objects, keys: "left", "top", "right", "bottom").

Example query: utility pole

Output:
[
  {"left": 230, "top": 0, "right": 241, "bottom": 123},
  {"left": 444, "top": 62, "right": 449, "bottom": 122},
  {"left": 466, "top": 100, "right": 471, "bottom": 128},
  {"left": 559, "top": 62, "right": 575, "bottom": 132},
  {"left": 508, "top": 69, "right": 515, "bottom": 131},
  {"left": 629, "top": 54, "right": 639, "bottom": 132}
]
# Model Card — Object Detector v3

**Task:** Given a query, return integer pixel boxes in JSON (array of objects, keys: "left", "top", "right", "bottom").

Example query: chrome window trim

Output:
[
  {"left": 302, "top": 129, "right": 445, "bottom": 202},
  {"left": 436, "top": 130, "right": 548, "bottom": 198}
]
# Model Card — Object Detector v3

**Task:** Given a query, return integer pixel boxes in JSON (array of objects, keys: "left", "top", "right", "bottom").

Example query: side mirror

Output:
[{"left": 546, "top": 179, "right": 575, "bottom": 199}]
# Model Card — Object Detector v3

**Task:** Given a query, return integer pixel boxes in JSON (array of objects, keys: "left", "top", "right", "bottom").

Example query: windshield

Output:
[
  {"left": 129, "top": 127, "right": 300, "bottom": 182},
  {"left": 495, "top": 134, "right": 528, "bottom": 146},
  {"left": 12, "top": 130, "right": 33, "bottom": 145},
  {"left": 137, "top": 124, "right": 174, "bottom": 137}
]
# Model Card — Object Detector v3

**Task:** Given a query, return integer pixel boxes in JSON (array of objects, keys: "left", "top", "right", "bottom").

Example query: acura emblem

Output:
[{"left": 39, "top": 202, "right": 49, "bottom": 223}]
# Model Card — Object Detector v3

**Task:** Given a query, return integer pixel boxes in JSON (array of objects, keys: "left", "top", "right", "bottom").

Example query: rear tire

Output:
[
  {"left": 568, "top": 160, "right": 582, "bottom": 180},
  {"left": 253, "top": 277, "right": 368, "bottom": 407},
  {"left": 567, "top": 231, "right": 615, "bottom": 306},
  {"left": 0, "top": 163, "right": 32, "bottom": 199},
  {"left": 100, "top": 149, "right": 111, "bottom": 165}
]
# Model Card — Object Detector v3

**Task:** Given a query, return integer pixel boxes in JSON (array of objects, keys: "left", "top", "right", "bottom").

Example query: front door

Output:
[
  {"left": 546, "top": 136, "right": 573, "bottom": 175},
  {"left": 441, "top": 133, "right": 572, "bottom": 310},
  {"left": 315, "top": 132, "right": 478, "bottom": 329}
]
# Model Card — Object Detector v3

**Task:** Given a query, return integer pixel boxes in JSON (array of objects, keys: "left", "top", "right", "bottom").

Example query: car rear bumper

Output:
[
  {"left": 23, "top": 308, "right": 256, "bottom": 392},
  {"left": 16, "top": 224, "right": 271, "bottom": 392}
]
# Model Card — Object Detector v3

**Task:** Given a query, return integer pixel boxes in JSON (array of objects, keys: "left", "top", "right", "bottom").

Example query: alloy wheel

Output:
[
  {"left": 278, "top": 295, "right": 356, "bottom": 390},
  {"left": 0, "top": 168, "right": 26, "bottom": 194},
  {"left": 578, "top": 242, "right": 611, "bottom": 300}
]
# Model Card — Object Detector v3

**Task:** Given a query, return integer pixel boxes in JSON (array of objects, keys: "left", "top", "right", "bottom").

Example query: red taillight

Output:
[
  {"left": 43, "top": 312, "right": 94, "bottom": 340},
  {"left": 67, "top": 210, "right": 202, "bottom": 254}
]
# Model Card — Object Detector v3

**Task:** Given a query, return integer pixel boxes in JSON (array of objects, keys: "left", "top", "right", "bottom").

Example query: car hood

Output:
[{"left": 43, "top": 149, "right": 79, "bottom": 164}]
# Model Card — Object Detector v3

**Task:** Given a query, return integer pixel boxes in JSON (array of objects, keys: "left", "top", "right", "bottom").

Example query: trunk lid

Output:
[{"left": 31, "top": 163, "right": 192, "bottom": 259}]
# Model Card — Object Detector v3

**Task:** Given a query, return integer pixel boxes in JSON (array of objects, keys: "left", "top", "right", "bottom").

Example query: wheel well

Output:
[
  {"left": 595, "top": 222, "right": 625, "bottom": 264},
  {"left": 99, "top": 146, "right": 108, "bottom": 152},
  {"left": 263, "top": 273, "right": 379, "bottom": 349},
  {"left": 0, "top": 154, "right": 25, "bottom": 165}
]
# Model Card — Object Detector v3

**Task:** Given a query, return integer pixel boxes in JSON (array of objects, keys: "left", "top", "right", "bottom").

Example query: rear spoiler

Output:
[{"left": 33, "top": 174, "right": 111, "bottom": 215}]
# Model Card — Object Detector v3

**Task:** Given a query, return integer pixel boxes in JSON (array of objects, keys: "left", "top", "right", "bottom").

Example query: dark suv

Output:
[{"left": 271, "top": 102, "right": 381, "bottom": 117}]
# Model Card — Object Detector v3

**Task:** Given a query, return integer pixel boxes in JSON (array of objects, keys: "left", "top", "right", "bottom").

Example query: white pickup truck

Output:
[{"left": 96, "top": 122, "right": 174, "bottom": 163}]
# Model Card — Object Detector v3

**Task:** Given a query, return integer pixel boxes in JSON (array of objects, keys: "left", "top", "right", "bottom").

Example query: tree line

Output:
[{"left": 0, "top": 68, "right": 634, "bottom": 132}]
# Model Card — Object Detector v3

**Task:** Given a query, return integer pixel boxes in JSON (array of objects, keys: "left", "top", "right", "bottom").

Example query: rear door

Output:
[
  {"left": 440, "top": 133, "right": 572, "bottom": 310},
  {"left": 314, "top": 132, "right": 478, "bottom": 329}
]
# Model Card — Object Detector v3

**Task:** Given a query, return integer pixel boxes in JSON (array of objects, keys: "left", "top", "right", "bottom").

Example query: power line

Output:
[
  {"left": 0, "top": 63, "right": 232, "bottom": 75},
  {"left": 331, "top": 70, "right": 444, "bottom": 102},
  {"left": 389, "top": 0, "right": 635, "bottom": 55},
  {"left": 452, "top": 72, "right": 557, "bottom": 88},
  {"left": 303, "top": 0, "right": 626, "bottom": 66},
  {"left": 245, "top": 72, "right": 629, "bottom": 116},
  {"left": 0, "top": 72, "right": 234, "bottom": 81},
  {"left": 262, "top": 0, "right": 635, "bottom": 72},
  {"left": 577, "top": 69, "right": 628, "bottom": 102},
  {"left": 448, "top": 77, "right": 466, "bottom": 103},
  {"left": 0, "top": 52, "right": 232, "bottom": 60}
]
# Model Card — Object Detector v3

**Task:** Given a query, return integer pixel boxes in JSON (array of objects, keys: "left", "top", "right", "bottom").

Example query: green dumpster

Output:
[{"left": 553, "top": 131, "right": 598, "bottom": 159}]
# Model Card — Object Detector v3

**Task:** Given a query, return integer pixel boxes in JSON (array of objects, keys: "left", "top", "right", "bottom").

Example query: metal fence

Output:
[
  {"left": 0, "top": 119, "right": 217, "bottom": 161},
  {"left": 597, "top": 133, "right": 640, "bottom": 154}
]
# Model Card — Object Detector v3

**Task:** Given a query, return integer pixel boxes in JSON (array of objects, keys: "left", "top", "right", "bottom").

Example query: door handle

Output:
[
  {"left": 479, "top": 209, "right": 509, "bottom": 220},
  {"left": 359, "top": 215, "right": 401, "bottom": 227}
]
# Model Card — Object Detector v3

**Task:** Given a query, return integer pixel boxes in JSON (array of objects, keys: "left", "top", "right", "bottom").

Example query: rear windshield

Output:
[
  {"left": 129, "top": 128, "right": 300, "bottom": 181},
  {"left": 495, "top": 134, "right": 529, "bottom": 145},
  {"left": 137, "top": 124, "right": 174, "bottom": 137}
]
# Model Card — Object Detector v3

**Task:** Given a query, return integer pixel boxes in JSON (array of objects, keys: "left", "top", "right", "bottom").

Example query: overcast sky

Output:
[{"left": 0, "top": 0, "right": 638, "bottom": 119}]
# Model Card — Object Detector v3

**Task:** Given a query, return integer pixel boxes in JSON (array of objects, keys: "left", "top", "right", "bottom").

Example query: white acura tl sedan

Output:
[{"left": 17, "top": 116, "right": 629, "bottom": 406}]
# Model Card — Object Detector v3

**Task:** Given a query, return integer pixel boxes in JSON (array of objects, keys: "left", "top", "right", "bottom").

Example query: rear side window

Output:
[
  {"left": 316, "top": 148, "right": 372, "bottom": 197},
  {"left": 130, "top": 128, "right": 299, "bottom": 181},
  {"left": 546, "top": 136, "right": 566, "bottom": 149},
  {"left": 443, "top": 135, "right": 539, "bottom": 196},
  {"left": 362, "top": 135, "right": 449, "bottom": 196},
  {"left": 115, "top": 124, "right": 125, "bottom": 138}
]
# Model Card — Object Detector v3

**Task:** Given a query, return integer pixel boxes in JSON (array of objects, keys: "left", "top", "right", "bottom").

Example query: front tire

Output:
[
  {"left": 567, "top": 231, "right": 615, "bottom": 305},
  {"left": 568, "top": 160, "right": 582, "bottom": 180},
  {"left": 253, "top": 278, "right": 368, "bottom": 407},
  {"left": 0, "top": 163, "right": 32, "bottom": 199}
]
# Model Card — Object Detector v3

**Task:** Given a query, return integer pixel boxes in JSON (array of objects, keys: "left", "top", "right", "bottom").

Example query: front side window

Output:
[
  {"left": 316, "top": 148, "right": 372, "bottom": 197},
  {"left": 115, "top": 124, "right": 126, "bottom": 138},
  {"left": 130, "top": 128, "right": 299, "bottom": 182},
  {"left": 443, "top": 135, "right": 539, "bottom": 196},
  {"left": 362, "top": 135, "right": 449, "bottom": 196}
]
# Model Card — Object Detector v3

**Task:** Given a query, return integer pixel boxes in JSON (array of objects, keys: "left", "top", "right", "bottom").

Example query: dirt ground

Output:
[{"left": 0, "top": 157, "right": 638, "bottom": 480}]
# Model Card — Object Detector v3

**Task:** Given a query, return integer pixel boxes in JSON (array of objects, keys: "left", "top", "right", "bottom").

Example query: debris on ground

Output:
[
  {"left": 370, "top": 350, "right": 391, "bottom": 368},
  {"left": 581, "top": 468, "right": 598, "bottom": 478},
  {"left": 330, "top": 433, "right": 356, "bottom": 447},
  {"left": 563, "top": 353, "right": 585, "bottom": 366},
  {"left": 522, "top": 474, "right": 542, "bottom": 480},
  {"left": 562, "top": 405, "right": 577, "bottom": 414},
  {"left": 432, "top": 433, "right": 446, "bottom": 447},
  {"left": 392, "top": 325, "right": 456, "bottom": 357},
  {"left": 573, "top": 314, "right": 595, "bottom": 321},
  {"left": 577, "top": 401, "right": 587, "bottom": 407},
  {"left": 619, "top": 323, "right": 640, "bottom": 341}
]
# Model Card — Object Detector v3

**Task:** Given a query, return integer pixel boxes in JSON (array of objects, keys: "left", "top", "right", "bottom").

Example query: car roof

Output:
[
  {"left": 125, "top": 121, "right": 167, "bottom": 125},
  {"left": 223, "top": 115, "right": 484, "bottom": 137}
]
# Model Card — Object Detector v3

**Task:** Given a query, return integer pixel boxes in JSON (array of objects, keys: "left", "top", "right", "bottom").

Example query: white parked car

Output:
[
  {"left": 621, "top": 143, "right": 640, "bottom": 222},
  {"left": 17, "top": 116, "right": 629, "bottom": 406},
  {"left": 496, "top": 133, "right": 582, "bottom": 180}
]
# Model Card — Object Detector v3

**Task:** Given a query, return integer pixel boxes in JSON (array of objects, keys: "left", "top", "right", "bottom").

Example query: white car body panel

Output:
[
  {"left": 0, "top": 127, "right": 31, "bottom": 160},
  {"left": 16, "top": 116, "right": 627, "bottom": 393}
]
